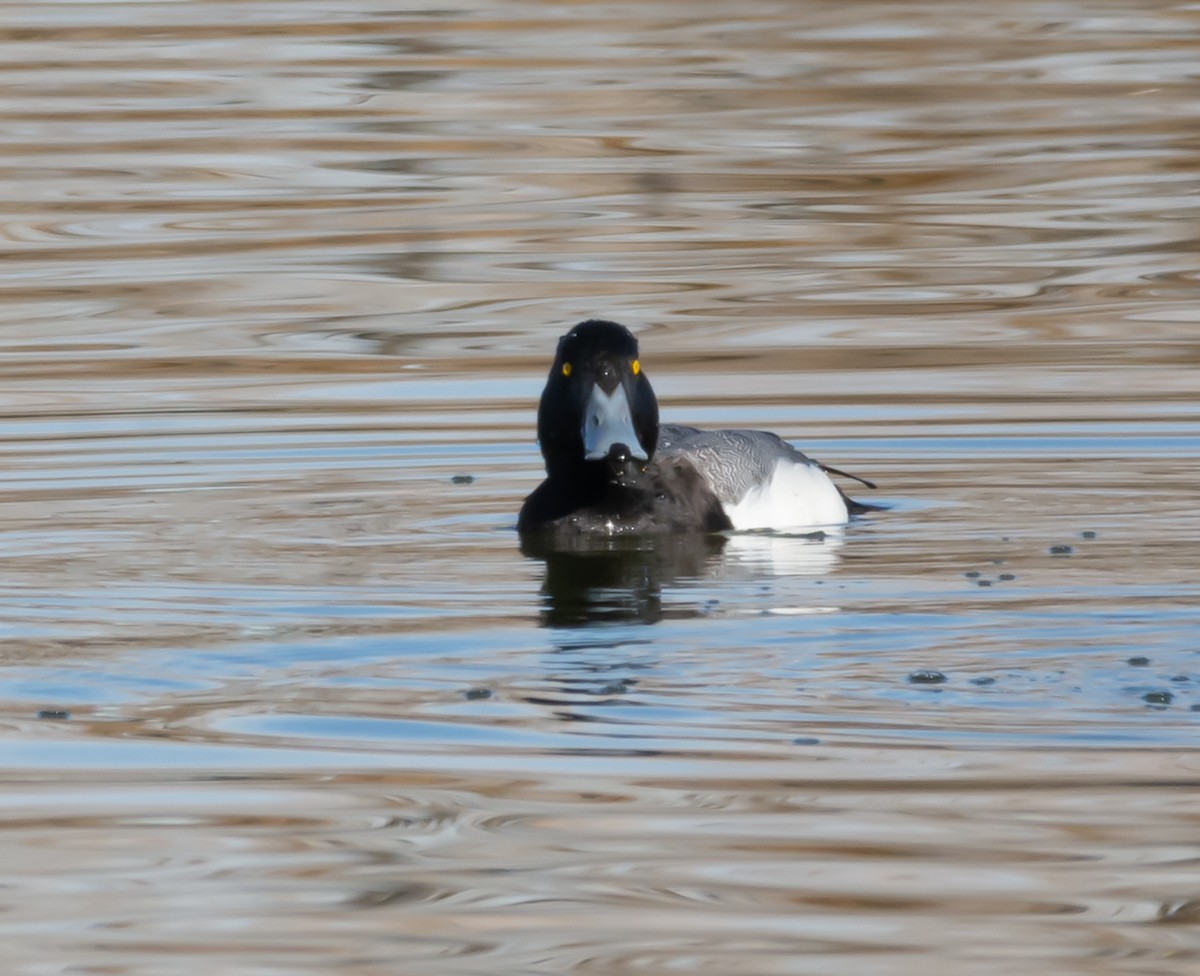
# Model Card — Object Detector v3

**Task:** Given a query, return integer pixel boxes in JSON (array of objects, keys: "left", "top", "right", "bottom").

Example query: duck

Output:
[{"left": 517, "top": 319, "right": 878, "bottom": 536}]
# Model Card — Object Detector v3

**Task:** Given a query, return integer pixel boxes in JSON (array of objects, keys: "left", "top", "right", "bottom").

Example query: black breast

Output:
[{"left": 518, "top": 458, "right": 732, "bottom": 536}]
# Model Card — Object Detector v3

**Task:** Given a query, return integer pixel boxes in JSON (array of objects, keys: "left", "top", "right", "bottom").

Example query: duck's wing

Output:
[
  {"left": 658, "top": 423, "right": 882, "bottom": 526},
  {"left": 658, "top": 424, "right": 801, "bottom": 507}
]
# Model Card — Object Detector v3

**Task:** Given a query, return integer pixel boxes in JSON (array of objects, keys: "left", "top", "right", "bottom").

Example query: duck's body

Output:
[
  {"left": 657, "top": 424, "right": 854, "bottom": 531},
  {"left": 517, "top": 320, "right": 876, "bottom": 537},
  {"left": 518, "top": 454, "right": 732, "bottom": 536}
]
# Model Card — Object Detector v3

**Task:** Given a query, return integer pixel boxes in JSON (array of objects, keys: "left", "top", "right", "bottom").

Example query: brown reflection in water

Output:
[
  {"left": 2, "top": 754, "right": 1198, "bottom": 973},
  {"left": 0, "top": 0, "right": 1197, "bottom": 361}
]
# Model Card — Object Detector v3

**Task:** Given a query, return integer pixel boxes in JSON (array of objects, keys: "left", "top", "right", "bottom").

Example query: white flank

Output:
[{"left": 723, "top": 458, "right": 849, "bottom": 531}]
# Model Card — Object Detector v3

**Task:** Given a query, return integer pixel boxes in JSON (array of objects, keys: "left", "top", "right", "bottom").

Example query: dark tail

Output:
[
  {"left": 840, "top": 488, "right": 887, "bottom": 516},
  {"left": 820, "top": 463, "right": 887, "bottom": 516}
]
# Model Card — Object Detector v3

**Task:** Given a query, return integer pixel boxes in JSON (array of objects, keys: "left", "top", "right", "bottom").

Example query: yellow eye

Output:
[
  {"left": 561, "top": 362, "right": 572, "bottom": 377},
  {"left": 632, "top": 359, "right": 640, "bottom": 375}
]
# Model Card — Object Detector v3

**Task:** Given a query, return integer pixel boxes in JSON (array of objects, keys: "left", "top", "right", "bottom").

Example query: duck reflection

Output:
[
  {"left": 522, "top": 530, "right": 843, "bottom": 627},
  {"left": 521, "top": 532, "right": 726, "bottom": 627}
]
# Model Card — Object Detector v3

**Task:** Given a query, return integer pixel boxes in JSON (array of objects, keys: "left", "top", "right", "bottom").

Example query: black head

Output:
[{"left": 536, "top": 319, "right": 659, "bottom": 481}]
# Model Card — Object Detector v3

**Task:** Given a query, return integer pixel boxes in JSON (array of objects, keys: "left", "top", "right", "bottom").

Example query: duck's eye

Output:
[
  {"left": 631, "top": 359, "right": 640, "bottom": 375},
  {"left": 561, "top": 362, "right": 572, "bottom": 377}
]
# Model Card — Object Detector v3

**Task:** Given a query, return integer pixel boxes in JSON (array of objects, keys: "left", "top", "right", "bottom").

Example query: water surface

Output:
[{"left": 2, "top": 1, "right": 1199, "bottom": 973}]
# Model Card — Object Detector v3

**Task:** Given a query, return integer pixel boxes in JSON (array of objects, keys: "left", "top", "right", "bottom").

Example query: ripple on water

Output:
[{"left": 2, "top": 0, "right": 1200, "bottom": 974}]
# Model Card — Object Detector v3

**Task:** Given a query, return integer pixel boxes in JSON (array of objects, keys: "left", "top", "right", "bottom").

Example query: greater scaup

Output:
[{"left": 517, "top": 319, "right": 877, "bottom": 536}]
